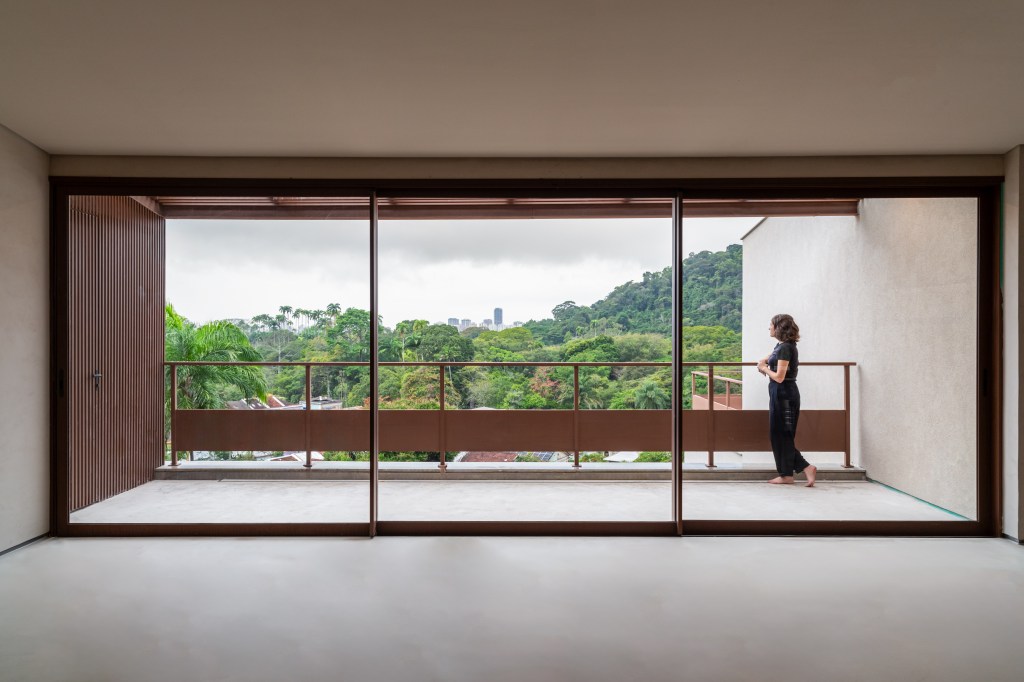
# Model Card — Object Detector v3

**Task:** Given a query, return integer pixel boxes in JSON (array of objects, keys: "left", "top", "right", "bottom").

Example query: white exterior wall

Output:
[
  {"left": 0, "top": 124, "right": 49, "bottom": 552},
  {"left": 1004, "top": 147, "right": 1022, "bottom": 540},
  {"left": 742, "top": 199, "right": 978, "bottom": 518},
  {"left": 741, "top": 216, "right": 857, "bottom": 468}
]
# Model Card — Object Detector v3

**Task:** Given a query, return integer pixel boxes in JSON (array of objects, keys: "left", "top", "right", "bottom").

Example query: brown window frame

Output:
[{"left": 50, "top": 176, "right": 1002, "bottom": 537}]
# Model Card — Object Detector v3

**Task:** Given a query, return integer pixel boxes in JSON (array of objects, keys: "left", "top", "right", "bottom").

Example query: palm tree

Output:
[
  {"left": 326, "top": 303, "right": 341, "bottom": 323},
  {"left": 410, "top": 319, "right": 428, "bottom": 360},
  {"left": 634, "top": 379, "right": 669, "bottom": 410},
  {"left": 251, "top": 313, "right": 273, "bottom": 333},
  {"left": 395, "top": 320, "right": 412, "bottom": 358},
  {"left": 165, "top": 303, "right": 268, "bottom": 420},
  {"left": 278, "top": 305, "right": 293, "bottom": 321}
]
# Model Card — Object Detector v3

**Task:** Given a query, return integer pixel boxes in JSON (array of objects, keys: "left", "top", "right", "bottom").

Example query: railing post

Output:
[
  {"left": 170, "top": 363, "right": 178, "bottom": 467},
  {"left": 573, "top": 364, "right": 580, "bottom": 470},
  {"left": 843, "top": 364, "right": 852, "bottom": 468},
  {"left": 438, "top": 364, "right": 447, "bottom": 472},
  {"left": 706, "top": 364, "right": 716, "bottom": 468},
  {"left": 725, "top": 378, "right": 731, "bottom": 410},
  {"left": 304, "top": 364, "right": 312, "bottom": 468}
]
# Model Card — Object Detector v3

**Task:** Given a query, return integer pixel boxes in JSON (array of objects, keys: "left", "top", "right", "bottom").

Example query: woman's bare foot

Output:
[
  {"left": 767, "top": 476, "right": 794, "bottom": 484},
  {"left": 804, "top": 465, "right": 817, "bottom": 487}
]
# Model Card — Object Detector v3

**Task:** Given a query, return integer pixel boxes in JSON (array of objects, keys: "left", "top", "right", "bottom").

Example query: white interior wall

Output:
[
  {"left": 0, "top": 124, "right": 49, "bottom": 552},
  {"left": 742, "top": 199, "right": 978, "bottom": 518},
  {"left": 1004, "top": 146, "right": 1022, "bottom": 540}
]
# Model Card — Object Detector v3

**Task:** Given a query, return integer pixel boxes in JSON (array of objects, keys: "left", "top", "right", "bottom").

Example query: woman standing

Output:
[{"left": 757, "top": 314, "right": 817, "bottom": 487}]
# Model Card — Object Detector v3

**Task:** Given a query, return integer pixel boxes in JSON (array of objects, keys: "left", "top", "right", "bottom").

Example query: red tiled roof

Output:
[{"left": 460, "top": 452, "right": 518, "bottom": 463}]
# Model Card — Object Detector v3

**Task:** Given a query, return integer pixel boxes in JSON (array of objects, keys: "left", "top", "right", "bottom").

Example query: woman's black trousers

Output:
[{"left": 768, "top": 381, "right": 810, "bottom": 477}]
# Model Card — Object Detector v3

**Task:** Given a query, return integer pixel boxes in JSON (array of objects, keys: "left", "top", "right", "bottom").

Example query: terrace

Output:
[{"left": 67, "top": 357, "right": 967, "bottom": 526}]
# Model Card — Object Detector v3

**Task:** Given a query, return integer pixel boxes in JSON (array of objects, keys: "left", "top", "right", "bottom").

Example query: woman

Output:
[{"left": 757, "top": 314, "right": 816, "bottom": 487}]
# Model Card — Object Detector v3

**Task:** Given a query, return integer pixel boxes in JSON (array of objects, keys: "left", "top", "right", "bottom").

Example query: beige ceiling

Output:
[{"left": 1, "top": 0, "right": 1023, "bottom": 157}]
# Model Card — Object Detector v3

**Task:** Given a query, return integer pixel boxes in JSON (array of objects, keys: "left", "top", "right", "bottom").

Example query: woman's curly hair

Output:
[{"left": 771, "top": 314, "right": 800, "bottom": 343}]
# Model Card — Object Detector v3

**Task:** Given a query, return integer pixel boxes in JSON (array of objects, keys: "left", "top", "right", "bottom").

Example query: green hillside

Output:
[{"left": 524, "top": 244, "right": 742, "bottom": 343}]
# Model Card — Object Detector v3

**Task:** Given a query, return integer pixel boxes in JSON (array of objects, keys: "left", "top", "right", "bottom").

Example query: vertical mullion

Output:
[
  {"left": 57, "top": 191, "right": 71, "bottom": 531},
  {"left": 158, "top": 207, "right": 167, "bottom": 473},
  {"left": 369, "top": 193, "right": 379, "bottom": 537},
  {"left": 69, "top": 199, "right": 78, "bottom": 513},
  {"left": 672, "top": 193, "right": 683, "bottom": 535}
]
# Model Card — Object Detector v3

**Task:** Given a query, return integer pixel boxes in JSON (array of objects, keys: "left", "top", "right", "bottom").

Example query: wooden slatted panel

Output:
[{"left": 68, "top": 196, "right": 164, "bottom": 512}]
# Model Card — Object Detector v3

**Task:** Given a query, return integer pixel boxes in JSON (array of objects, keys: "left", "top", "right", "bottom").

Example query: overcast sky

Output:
[{"left": 166, "top": 217, "right": 758, "bottom": 326}]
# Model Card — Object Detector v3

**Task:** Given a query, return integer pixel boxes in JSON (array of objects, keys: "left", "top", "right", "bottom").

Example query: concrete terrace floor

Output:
[
  {"left": 2, "top": 536, "right": 1023, "bottom": 682},
  {"left": 69, "top": 479, "right": 964, "bottom": 524}
]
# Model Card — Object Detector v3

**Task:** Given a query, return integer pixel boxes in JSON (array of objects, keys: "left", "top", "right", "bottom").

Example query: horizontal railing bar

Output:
[
  {"left": 691, "top": 371, "right": 743, "bottom": 384},
  {"left": 165, "top": 361, "right": 370, "bottom": 367},
  {"left": 163, "top": 360, "right": 857, "bottom": 367}
]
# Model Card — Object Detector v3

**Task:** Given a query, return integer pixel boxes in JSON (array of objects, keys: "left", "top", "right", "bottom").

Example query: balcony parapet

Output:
[{"left": 167, "top": 360, "right": 856, "bottom": 470}]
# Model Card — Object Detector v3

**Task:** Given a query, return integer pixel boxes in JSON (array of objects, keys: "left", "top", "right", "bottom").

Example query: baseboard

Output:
[{"left": 0, "top": 533, "right": 49, "bottom": 558}]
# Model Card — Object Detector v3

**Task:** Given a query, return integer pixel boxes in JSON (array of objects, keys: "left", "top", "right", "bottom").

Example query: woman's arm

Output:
[
  {"left": 757, "top": 358, "right": 789, "bottom": 383},
  {"left": 756, "top": 355, "right": 769, "bottom": 375}
]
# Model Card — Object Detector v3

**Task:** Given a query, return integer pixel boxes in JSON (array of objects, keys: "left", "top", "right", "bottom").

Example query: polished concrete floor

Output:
[
  {"left": 1, "top": 536, "right": 1022, "bottom": 682},
  {"left": 70, "top": 479, "right": 962, "bottom": 524}
]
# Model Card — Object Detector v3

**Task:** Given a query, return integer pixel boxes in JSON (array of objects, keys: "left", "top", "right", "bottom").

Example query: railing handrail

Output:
[
  {"left": 690, "top": 371, "right": 743, "bottom": 385},
  {"left": 163, "top": 360, "right": 857, "bottom": 367}
]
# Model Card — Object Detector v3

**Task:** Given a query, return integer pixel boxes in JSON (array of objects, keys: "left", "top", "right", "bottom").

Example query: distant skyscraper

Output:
[
  {"left": 483, "top": 319, "right": 493, "bottom": 329},
  {"left": 494, "top": 308, "right": 503, "bottom": 326},
  {"left": 460, "top": 318, "right": 471, "bottom": 330},
  {"left": 447, "top": 317, "right": 459, "bottom": 327}
]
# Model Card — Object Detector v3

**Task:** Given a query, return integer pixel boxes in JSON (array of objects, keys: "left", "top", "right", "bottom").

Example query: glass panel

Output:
[
  {"left": 681, "top": 197, "right": 978, "bottom": 522},
  {"left": 70, "top": 197, "right": 372, "bottom": 525},
  {"left": 378, "top": 197, "right": 673, "bottom": 522}
]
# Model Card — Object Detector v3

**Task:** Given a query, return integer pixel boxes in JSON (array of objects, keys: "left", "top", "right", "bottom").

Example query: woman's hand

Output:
[{"left": 757, "top": 359, "right": 768, "bottom": 376}]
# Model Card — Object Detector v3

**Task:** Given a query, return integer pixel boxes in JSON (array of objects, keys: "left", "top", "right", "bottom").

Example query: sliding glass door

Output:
[
  {"left": 375, "top": 197, "right": 674, "bottom": 527},
  {"left": 679, "top": 196, "right": 982, "bottom": 528}
]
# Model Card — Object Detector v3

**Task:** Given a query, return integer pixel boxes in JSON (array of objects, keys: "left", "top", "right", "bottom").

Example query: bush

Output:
[
  {"left": 635, "top": 451, "right": 671, "bottom": 463},
  {"left": 515, "top": 454, "right": 542, "bottom": 462}
]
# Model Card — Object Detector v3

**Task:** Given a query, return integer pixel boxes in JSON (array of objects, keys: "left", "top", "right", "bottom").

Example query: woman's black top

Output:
[{"left": 767, "top": 341, "right": 798, "bottom": 381}]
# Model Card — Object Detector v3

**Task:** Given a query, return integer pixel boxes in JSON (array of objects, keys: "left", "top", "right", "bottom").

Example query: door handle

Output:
[{"left": 93, "top": 370, "right": 102, "bottom": 390}]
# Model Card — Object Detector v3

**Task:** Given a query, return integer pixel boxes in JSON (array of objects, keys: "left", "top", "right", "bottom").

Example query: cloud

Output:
[
  {"left": 166, "top": 216, "right": 754, "bottom": 325},
  {"left": 380, "top": 218, "right": 671, "bottom": 265}
]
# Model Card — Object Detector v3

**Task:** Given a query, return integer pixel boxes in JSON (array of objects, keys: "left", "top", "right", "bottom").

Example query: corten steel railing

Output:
[
  {"left": 691, "top": 371, "right": 743, "bottom": 410},
  {"left": 165, "top": 361, "right": 856, "bottom": 470}
]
